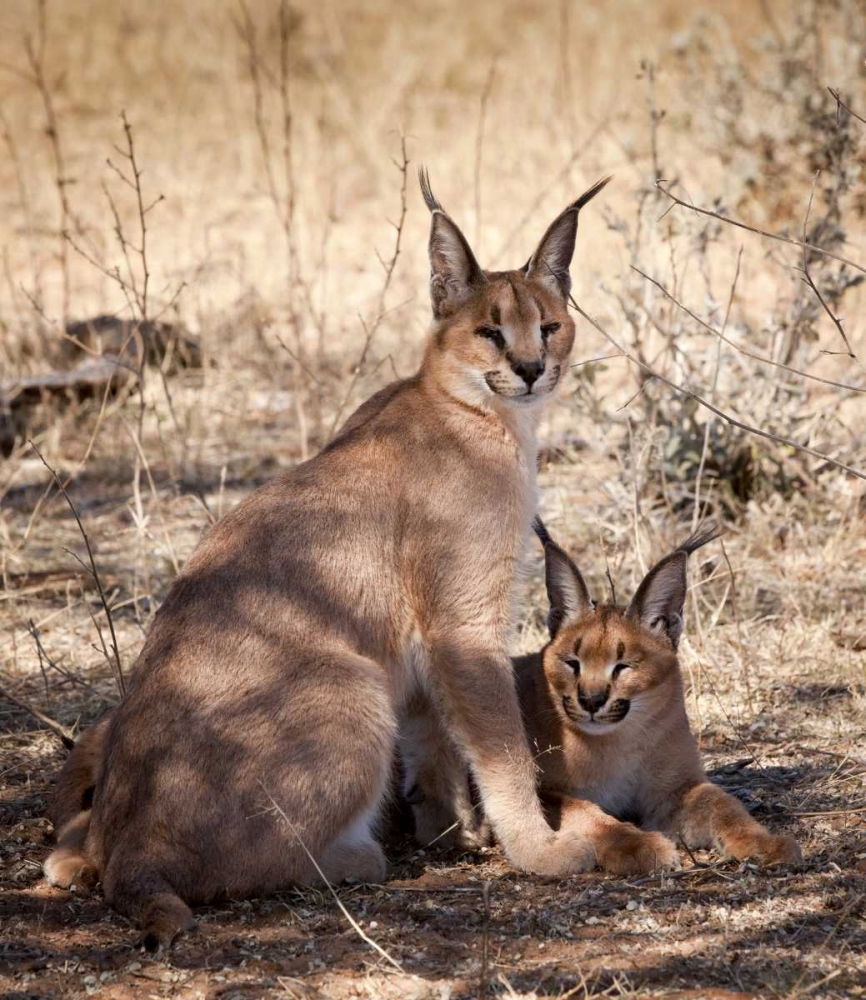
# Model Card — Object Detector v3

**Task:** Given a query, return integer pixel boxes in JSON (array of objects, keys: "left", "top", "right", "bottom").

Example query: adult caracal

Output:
[
  {"left": 44, "top": 172, "right": 610, "bottom": 948},
  {"left": 404, "top": 523, "right": 802, "bottom": 874}
]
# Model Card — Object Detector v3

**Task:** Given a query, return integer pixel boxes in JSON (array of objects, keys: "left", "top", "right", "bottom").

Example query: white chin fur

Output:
[{"left": 575, "top": 719, "right": 622, "bottom": 735}]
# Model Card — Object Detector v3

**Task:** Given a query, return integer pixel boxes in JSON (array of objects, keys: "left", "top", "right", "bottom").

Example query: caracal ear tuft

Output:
[
  {"left": 534, "top": 517, "right": 593, "bottom": 637},
  {"left": 526, "top": 176, "right": 611, "bottom": 299},
  {"left": 419, "top": 166, "right": 486, "bottom": 319},
  {"left": 626, "top": 523, "right": 723, "bottom": 648}
]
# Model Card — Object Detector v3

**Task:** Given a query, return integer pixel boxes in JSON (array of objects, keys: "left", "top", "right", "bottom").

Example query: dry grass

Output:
[{"left": 1, "top": 0, "right": 865, "bottom": 997}]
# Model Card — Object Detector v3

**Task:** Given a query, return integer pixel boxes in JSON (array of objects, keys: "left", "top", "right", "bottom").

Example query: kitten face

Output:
[{"left": 542, "top": 607, "right": 679, "bottom": 735}]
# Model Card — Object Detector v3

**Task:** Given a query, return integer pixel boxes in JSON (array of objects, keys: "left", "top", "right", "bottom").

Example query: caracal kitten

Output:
[
  {"left": 43, "top": 173, "right": 611, "bottom": 949},
  {"left": 404, "top": 523, "right": 802, "bottom": 874}
]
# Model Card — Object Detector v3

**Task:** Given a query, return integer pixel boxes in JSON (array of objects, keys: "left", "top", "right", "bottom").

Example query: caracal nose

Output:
[
  {"left": 578, "top": 691, "right": 608, "bottom": 715},
  {"left": 510, "top": 358, "right": 545, "bottom": 387}
]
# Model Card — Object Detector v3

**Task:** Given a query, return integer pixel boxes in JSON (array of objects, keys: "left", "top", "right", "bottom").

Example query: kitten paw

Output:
[
  {"left": 754, "top": 834, "right": 802, "bottom": 867},
  {"left": 599, "top": 829, "right": 679, "bottom": 876}
]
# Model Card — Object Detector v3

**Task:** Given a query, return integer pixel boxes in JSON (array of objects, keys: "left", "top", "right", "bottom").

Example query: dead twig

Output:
[
  {"left": 25, "top": 620, "right": 106, "bottom": 701},
  {"left": 0, "top": 679, "right": 74, "bottom": 748},
  {"left": 828, "top": 87, "right": 866, "bottom": 128},
  {"left": 30, "top": 442, "right": 125, "bottom": 697},
  {"left": 260, "top": 782, "right": 405, "bottom": 974}
]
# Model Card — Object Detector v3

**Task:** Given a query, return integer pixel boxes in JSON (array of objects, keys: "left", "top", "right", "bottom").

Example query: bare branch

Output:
[
  {"left": 632, "top": 266, "right": 865, "bottom": 393},
  {"left": 656, "top": 180, "right": 866, "bottom": 277},
  {"left": 569, "top": 296, "right": 866, "bottom": 483},
  {"left": 828, "top": 87, "right": 866, "bottom": 128}
]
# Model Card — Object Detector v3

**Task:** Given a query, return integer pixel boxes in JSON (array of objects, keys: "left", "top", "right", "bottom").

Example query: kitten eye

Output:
[
  {"left": 564, "top": 658, "right": 581, "bottom": 675},
  {"left": 612, "top": 663, "right": 631, "bottom": 680},
  {"left": 476, "top": 326, "right": 505, "bottom": 350},
  {"left": 540, "top": 322, "right": 561, "bottom": 341}
]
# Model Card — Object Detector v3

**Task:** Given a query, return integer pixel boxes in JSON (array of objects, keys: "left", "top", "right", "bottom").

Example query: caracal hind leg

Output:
[
  {"left": 318, "top": 807, "right": 388, "bottom": 884},
  {"left": 400, "top": 690, "right": 491, "bottom": 850},
  {"left": 95, "top": 650, "right": 397, "bottom": 947},
  {"left": 674, "top": 781, "right": 802, "bottom": 865},
  {"left": 547, "top": 796, "right": 678, "bottom": 875},
  {"left": 429, "top": 640, "right": 595, "bottom": 875}
]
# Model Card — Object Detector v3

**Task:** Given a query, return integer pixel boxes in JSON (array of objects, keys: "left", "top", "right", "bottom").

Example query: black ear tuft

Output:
[
  {"left": 676, "top": 523, "right": 724, "bottom": 557},
  {"left": 526, "top": 176, "right": 611, "bottom": 298},
  {"left": 418, "top": 165, "right": 443, "bottom": 214}
]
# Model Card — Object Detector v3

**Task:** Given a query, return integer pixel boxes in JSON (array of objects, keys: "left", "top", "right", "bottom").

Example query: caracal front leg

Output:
[
  {"left": 667, "top": 781, "right": 802, "bottom": 866},
  {"left": 427, "top": 637, "right": 595, "bottom": 875},
  {"left": 547, "top": 795, "right": 678, "bottom": 875}
]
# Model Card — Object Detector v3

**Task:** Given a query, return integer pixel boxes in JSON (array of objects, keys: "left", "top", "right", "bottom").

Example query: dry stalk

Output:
[
  {"left": 327, "top": 136, "right": 410, "bottom": 441},
  {"left": 30, "top": 442, "right": 125, "bottom": 697},
  {"left": 0, "top": 103, "right": 42, "bottom": 332},
  {"left": 692, "top": 249, "right": 742, "bottom": 530},
  {"left": 237, "top": 1, "right": 316, "bottom": 450},
  {"left": 23, "top": 0, "right": 72, "bottom": 321},
  {"left": 474, "top": 56, "right": 498, "bottom": 251}
]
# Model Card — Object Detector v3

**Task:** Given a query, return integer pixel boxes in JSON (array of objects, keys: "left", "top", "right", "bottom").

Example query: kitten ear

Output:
[
  {"left": 525, "top": 176, "right": 611, "bottom": 298},
  {"left": 626, "top": 553, "right": 688, "bottom": 648},
  {"left": 419, "top": 167, "right": 486, "bottom": 318},
  {"left": 626, "top": 525, "right": 722, "bottom": 649},
  {"left": 534, "top": 518, "right": 593, "bottom": 637}
]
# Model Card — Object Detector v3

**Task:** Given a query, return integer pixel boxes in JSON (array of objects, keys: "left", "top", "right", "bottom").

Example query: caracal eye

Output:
[
  {"left": 540, "top": 322, "right": 561, "bottom": 341},
  {"left": 475, "top": 326, "right": 505, "bottom": 350},
  {"left": 564, "top": 657, "right": 581, "bottom": 675},
  {"left": 612, "top": 662, "right": 631, "bottom": 680}
]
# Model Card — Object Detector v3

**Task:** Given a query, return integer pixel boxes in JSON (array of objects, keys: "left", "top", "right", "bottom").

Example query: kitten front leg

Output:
[
  {"left": 400, "top": 691, "right": 491, "bottom": 850},
  {"left": 548, "top": 795, "right": 679, "bottom": 876},
  {"left": 669, "top": 781, "right": 802, "bottom": 866}
]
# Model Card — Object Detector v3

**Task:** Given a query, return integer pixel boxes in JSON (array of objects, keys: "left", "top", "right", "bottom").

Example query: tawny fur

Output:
[
  {"left": 404, "top": 527, "right": 802, "bottom": 875},
  {"left": 43, "top": 175, "right": 611, "bottom": 948}
]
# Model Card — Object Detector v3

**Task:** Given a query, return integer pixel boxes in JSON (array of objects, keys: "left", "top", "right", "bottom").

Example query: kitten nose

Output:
[
  {"left": 510, "top": 358, "right": 544, "bottom": 388},
  {"left": 578, "top": 691, "right": 607, "bottom": 715}
]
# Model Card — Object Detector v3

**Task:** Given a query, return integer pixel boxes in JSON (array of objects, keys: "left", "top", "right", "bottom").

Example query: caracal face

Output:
[
  {"left": 420, "top": 171, "right": 608, "bottom": 414},
  {"left": 538, "top": 518, "right": 703, "bottom": 738},
  {"left": 432, "top": 272, "right": 576, "bottom": 411},
  {"left": 543, "top": 609, "right": 678, "bottom": 736}
]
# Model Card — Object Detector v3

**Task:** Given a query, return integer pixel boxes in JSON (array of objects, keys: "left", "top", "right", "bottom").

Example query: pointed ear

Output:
[
  {"left": 419, "top": 167, "right": 486, "bottom": 318},
  {"left": 534, "top": 519, "right": 593, "bottom": 637},
  {"left": 526, "top": 176, "right": 611, "bottom": 299},
  {"left": 625, "top": 553, "right": 687, "bottom": 648},
  {"left": 626, "top": 524, "right": 723, "bottom": 649}
]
